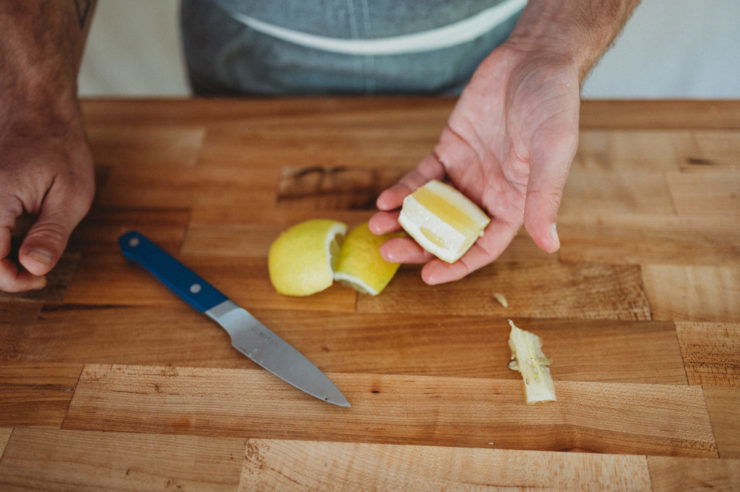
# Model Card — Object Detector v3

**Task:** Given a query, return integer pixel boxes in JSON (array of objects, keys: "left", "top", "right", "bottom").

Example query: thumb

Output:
[
  {"left": 19, "top": 185, "right": 90, "bottom": 276},
  {"left": 523, "top": 128, "right": 577, "bottom": 253}
]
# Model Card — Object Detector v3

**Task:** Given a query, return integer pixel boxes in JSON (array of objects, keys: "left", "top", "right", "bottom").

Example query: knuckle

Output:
[{"left": 27, "top": 221, "right": 69, "bottom": 246}]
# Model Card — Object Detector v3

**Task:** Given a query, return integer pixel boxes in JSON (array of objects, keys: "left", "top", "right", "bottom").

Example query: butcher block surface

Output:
[{"left": 1, "top": 98, "right": 739, "bottom": 490}]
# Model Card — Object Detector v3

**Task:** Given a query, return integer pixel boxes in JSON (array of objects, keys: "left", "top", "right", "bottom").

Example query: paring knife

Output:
[{"left": 118, "top": 230, "right": 350, "bottom": 408}]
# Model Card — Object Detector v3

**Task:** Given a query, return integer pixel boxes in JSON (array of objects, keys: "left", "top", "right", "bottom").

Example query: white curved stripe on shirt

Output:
[{"left": 226, "top": 0, "right": 527, "bottom": 56}]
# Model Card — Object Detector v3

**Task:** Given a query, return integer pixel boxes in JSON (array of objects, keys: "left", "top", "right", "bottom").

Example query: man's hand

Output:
[
  {"left": 370, "top": 44, "right": 579, "bottom": 284},
  {"left": 370, "top": 0, "right": 640, "bottom": 285},
  {"left": 0, "top": 110, "right": 94, "bottom": 292},
  {"left": 0, "top": 1, "right": 97, "bottom": 292}
]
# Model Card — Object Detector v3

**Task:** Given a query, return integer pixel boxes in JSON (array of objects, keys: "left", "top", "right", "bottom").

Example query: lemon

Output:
[
  {"left": 334, "top": 222, "right": 402, "bottom": 295},
  {"left": 398, "top": 180, "right": 490, "bottom": 263},
  {"left": 268, "top": 219, "right": 347, "bottom": 296}
]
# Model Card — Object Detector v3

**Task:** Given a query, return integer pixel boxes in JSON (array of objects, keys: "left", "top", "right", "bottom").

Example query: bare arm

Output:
[
  {"left": 371, "top": 0, "right": 640, "bottom": 284},
  {"left": 0, "top": 0, "right": 97, "bottom": 292},
  {"left": 507, "top": 0, "right": 641, "bottom": 79}
]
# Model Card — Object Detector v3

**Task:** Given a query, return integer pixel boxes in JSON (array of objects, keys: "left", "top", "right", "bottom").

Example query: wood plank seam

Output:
[
  {"left": 0, "top": 428, "right": 13, "bottom": 464},
  {"left": 671, "top": 322, "right": 692, "bottom": 386},
  {"left": 60, "top": 365, "right": 86, "bottom": 428},
  {"left": 643, "top": 455, "right": 655, "bottom": 492},
  {"left": 700, "top": 385, "right": 723, "bottom": 462}
]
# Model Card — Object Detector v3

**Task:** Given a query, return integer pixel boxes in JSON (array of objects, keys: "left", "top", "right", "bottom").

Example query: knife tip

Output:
[{"left": 326, "top": 395, "right": 351, "bottom": 408}]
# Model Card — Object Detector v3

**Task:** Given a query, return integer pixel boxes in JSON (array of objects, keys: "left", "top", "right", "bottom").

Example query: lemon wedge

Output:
[
  {"left": 398, "top": 180, "right": 490, "bottom": 263},
  {"left": 334, "top": 222, "right": 402, "bottom": 295},
  {"left": 268, "top": 219, "right": 347, "bottom": 296}
]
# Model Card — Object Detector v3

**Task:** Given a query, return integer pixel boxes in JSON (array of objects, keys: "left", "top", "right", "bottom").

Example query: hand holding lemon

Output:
[{"left": 268, "top": 182, "right": 490, "bottom": 297}]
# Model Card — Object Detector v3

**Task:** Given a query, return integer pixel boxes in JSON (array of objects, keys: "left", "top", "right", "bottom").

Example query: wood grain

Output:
[
  {"left": 63, "top": 253, "right": 357, "bottom": 312},
  {"left": 578, "top": 100, "right": 740, "bottom": 129},
  {"left": 358, "top": 261, "right": 651, "bottom": 321},
  {"left": 240, "top": 439, "right": 652, "bottom": 491},
  {"left": 99, "top": 164, "right": 277, "bottom": 209},
  {"left": 6, "top": 308, "right": 686, "bottom": 384},
  {"left": 1, "top": 99, "right": 737, "bottom": 487},
  {"left": 0, "top": 363, "right": 82, "bottom": 427},
  {"left": 561, "top": 169, "right": 675, "bottom": 215},
  {"left": 673, "top": 130, "right": 740, "bottom": 172},
  {"left": 666, "top": 172, "right": 740, "bottom": 216},
  {"left": 0, "top": 303, "right": 41, "bottom": 330},
  {"left": 557, "top": 214, "right": 739, "bottom": 266},
  {"left": 0, "top": 429, "right": 11, "bottom": 459},
  {"left": 676, "top": 322, "right": 740, "bottom": 386},
  {"left": 642, "top": 265, "right": 740, "bottom": 322},
  {"left": 0, "top": 304, "right": 43, "bottom": 363},
  {"left": 70, "top": 207, "right": 190, "bottom": 253},
  {"left": 197, "top": 119, "right": 438, "bottom": 170},
  {"left": 80, "top": 99, "right": 740, "bottom": 130},
  {"left": 276, "top": 165, "right": 406, "bottom": 210},
  {"left": 0, "top": 252, "right": 80, "bottom": 304},
  {"left": 82, "top": 97, "right": 454, "bottom": 128},
  {"left": 87, "top": 124, "right": 205, "bottom": 167},
  {"left": 0, "top": 428, "right": 245, "bottom": 491},
  {"left": 575, "top": 130, "right": 681, "bottom": 171},
  {"left": 648, "top": 456, "right": 740, "bottom": 491},
  {"left": 64, "top": 365, "right": 715, "bottom": 457},
  {"left": 704, "top": 387, "right": 740, "bottom": 459}
]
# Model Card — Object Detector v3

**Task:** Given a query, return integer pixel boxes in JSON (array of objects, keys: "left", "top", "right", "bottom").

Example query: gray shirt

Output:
[{"left": 181, "top": 0, "right": 524, "bottom": 95}]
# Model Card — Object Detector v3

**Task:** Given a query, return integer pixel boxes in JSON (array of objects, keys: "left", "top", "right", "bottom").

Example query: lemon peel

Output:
[
  {"left": 334, "top": 222, "right": 402, "bottom": 295},
  {"left": 268, "top": 219, "right": 346, "bottom": 296}
]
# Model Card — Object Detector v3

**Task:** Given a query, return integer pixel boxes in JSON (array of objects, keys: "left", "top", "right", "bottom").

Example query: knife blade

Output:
[{"left": 118, "top": 230, "right": 350, "bottom": 408}]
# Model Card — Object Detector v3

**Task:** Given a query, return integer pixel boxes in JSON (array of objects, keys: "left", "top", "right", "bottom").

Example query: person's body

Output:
[{"left": 0, "top": 0, "right": 639, "bottom": 293}]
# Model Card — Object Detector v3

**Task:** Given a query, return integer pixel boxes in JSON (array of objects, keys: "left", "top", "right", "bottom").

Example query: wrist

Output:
[{"left": 506, "top": 0, "right": 639, "bottom": 80}]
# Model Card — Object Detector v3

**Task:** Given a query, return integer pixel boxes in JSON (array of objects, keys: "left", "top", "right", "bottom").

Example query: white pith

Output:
[{"left": 398, "top": 181, "right": 490, "bottom": 263}]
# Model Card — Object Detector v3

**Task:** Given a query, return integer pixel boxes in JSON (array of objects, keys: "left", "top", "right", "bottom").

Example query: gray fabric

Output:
[{"left": 180, "top": 0, "right": 522, "bottom": 96}]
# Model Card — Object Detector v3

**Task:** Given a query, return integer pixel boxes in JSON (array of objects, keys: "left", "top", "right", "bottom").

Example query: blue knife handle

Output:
[{"left": 118, "top": 230, "right": 227, "bottom": 313}]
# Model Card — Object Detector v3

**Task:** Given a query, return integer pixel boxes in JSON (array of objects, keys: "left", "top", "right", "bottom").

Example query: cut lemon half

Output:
[
  {"left": 334, "top": 222, "right": 402, "bottom": 295},
  {"left": 398, "top": 180, "right": 490, "bottom": 263},
  {"left": 268, "top": 219, "right": 347, "bottom": 296}
]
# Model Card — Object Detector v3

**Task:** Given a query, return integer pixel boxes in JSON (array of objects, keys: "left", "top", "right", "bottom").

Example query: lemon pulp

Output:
[{"left": 398, "top": 180, "right": 490, "bottom": 263}]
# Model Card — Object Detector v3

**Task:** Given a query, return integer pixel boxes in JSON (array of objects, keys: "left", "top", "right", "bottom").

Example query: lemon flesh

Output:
[
  {"left": 268, "top": 219, "right": 347, "bottom": 296},
  {"left": 334, "top": 222, "right": 402, "bottom": 296},
  {"left": 398, "top": 180, "right": 490, "bottom": 263}
]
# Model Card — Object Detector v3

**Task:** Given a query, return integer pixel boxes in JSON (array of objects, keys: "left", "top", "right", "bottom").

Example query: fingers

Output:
[
  {"left": 368, "top": 211, "right": 401, "bottom": 235},
  {"left": 376, "top": 153, "right": 444, "bottom": 211},
  {"left": 0, "top": 257, "right": 46, "bottom": 292},
  {"left": 380, "top": 237, "right": 434, "bottom": 264},
  {"left": 523, "top": 127, "right": 578, "bottom": 254},
  {"left": 420, "top": 218, "right": 519, "bottom": 285},
  {"left": 18, "top": 181, "right": 92, "bottom": 277},
  {"left": 0, "top": 205, "right": 18, "bottom": 259},
  {"left": 0, "top": 197, "right": 46, "bottom": 291}
]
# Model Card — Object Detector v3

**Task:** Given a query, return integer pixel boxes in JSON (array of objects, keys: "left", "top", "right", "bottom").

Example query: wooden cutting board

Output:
[{"left": 0, "top": 98, "right": 738, "bottom": 490}]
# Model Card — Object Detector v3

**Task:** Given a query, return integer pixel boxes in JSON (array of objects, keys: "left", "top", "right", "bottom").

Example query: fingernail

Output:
[
  {"left": 382, "top": 249, "right": 396, "bottom": 262},
  {"left": 27, "top": 249, "right": 53, "bottom": 265},
  {"left": 549, "top": 223, "right": 560, "bottom": 250}
]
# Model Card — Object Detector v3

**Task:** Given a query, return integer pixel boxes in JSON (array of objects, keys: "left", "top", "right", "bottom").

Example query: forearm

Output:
[
  {"left": 507, "top": 0, "right": 640, "bottom": 79},
  {"left": 0, "top": 1, "right": 96, "bottom": 123}
]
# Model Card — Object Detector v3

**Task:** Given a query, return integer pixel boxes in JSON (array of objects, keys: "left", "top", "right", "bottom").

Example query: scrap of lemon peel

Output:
[
  {"left": 493, "top": 292, "right": 509, "bottom": 308},
  {"left": 507, "top": 319, "right": 556, "bottom": 404}
]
